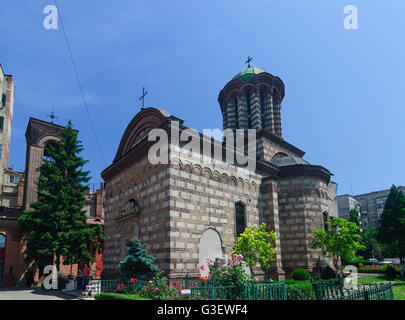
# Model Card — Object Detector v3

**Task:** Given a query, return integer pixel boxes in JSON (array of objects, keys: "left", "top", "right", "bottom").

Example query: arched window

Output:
[
  {"left": 235, "top": 202, "right": 246, "bottom": 238},
  {"left": 0, "top": 234, "right": 6, "bottom": 286},
  {"left": 323, "top": 212, "right": 329, "bottom": 231},
  {"left": 43, "top": 141, "right": 58, "bottom": 162}
]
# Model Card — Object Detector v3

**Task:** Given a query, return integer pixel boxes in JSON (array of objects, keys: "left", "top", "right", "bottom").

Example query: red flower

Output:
[
  {"left": 130, "top": 278, "right": 137, "bottom": 283},
  {"left": 173, "top": 281, "right": 178, "bottom": 288}
]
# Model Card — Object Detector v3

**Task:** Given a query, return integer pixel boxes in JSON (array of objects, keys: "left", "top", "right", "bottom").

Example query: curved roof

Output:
[
  {"left": 112, "top": 107, "right": 173, "bottom": 163},
  {"left": 272, "top": 155, "right": 310, "bottom": 167},
  {"left": 232, "top": 66, "right": 266, "bottom": 81}
]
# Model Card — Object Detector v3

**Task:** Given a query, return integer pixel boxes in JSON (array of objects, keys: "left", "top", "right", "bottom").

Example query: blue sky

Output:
[{"left": 0, "top": 0, "right": 404, "bottom": 195}]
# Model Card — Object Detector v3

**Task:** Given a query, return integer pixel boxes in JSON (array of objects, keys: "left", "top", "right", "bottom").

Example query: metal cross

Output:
[
  {"left": 46, "top": 106, "right": 58, "bottom": 124},
  {"left": 139, "top": 87, "right": 148, "bottom": 109},
  {"left": 246, "top": 56, "right": 253, "bottom": 67}
]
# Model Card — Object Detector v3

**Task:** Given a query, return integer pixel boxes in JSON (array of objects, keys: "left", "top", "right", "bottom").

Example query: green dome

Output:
[{"left": 232, "top": 66, "right": 266, "bottom": 81}]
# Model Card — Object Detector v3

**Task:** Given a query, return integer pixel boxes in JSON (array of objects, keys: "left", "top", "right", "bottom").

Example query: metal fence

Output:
[
  {"left": 99, "top": 279, "right": 121, "bottom": 293},
  {"left": 167, "top": 277, "right": 202, "bottom": 289},
  {"left": 328, "top": 284, "right": 394, "bottom": 301},
  {"left": 190, "top": 282, "right": 287, "bottom": 300},
  {"left": 311, "top": 278, "right": 394, "bottom": 300}
]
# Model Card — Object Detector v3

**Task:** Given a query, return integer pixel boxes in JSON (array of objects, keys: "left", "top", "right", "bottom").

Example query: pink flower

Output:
[
  {"left": 254, "top": 277, "right": 259, "bottom": 282},
  {"left": 200, "top": 264, "right": 206, "bottom": 271}
]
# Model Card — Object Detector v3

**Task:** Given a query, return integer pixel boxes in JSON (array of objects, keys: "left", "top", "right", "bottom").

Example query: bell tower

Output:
[{"left": 218, "top": 61, "right": 285, "bottom": 137}]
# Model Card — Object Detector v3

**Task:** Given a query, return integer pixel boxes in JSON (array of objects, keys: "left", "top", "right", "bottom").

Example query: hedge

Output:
[
  {"left": 94, "top": 293, "right": 151, "bottom": 300},
  {"left": 285, "top": 280, "right": 316, "bottom": 300}
]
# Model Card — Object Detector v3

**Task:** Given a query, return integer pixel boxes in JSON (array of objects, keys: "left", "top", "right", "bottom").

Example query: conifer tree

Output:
[
  {"left": 18, "top": 120, "right": 103, "bottom": 273},
  {"left": 377, "top": 185, "right": 405, "bottom": 277},
  {"left": 119, "top": 237, "right": 159, "bottom": 283}
]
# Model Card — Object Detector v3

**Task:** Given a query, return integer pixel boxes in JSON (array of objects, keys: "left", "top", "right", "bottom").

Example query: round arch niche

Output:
[{"left": 198, "top": 228, "right": 223, "bottom": 277}]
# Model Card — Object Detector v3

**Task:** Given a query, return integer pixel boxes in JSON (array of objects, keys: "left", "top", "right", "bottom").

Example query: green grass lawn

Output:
[
  {"left": 393, "top": 286, "right": 405, "bottom": 300},
  {"left": 357, "top": 275, "right": 405, "bottom": 300}
]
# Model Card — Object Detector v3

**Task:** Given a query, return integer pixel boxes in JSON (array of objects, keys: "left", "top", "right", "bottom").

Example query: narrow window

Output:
[
  {"left": 235, "top": 202, "right": 246, "bottom": 238},
  {"left": 0, "top": 117, "right": 4, "bottom": 130},
  {"left": 323, "top": 212, "right": 329, "bottom": 231},
  {"left": 1, "top": 94, "right": 6, "bottom": 107},
  {"left": 0, "top": 144, "right": 2, "bottom": 159}
]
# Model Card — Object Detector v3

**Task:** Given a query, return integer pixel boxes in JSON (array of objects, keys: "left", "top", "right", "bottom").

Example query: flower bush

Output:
[
  {"left": 116, "top": 271, "right": 181, "bottom": 300},
  {"left": 201, "top": 254, "right": 249, "bottom": 287}
]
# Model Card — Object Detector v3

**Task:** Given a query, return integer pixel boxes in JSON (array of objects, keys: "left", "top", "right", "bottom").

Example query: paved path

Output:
[{"left": 0, "top": 288, "right": 79, "bottom": 300}]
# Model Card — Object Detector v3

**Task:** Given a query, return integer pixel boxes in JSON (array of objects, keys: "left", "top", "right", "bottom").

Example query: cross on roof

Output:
[
  {"left": 46, "top": 106, "right": 58, "bottom": 124},
  {"left": 139, "top": 87, "right": 148, "bottom": 110},
  {"left": 246, "top": 56, "right": 253, "bottom": 67}
]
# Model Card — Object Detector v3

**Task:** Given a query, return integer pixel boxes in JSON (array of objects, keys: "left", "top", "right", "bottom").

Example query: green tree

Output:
[
  {"left": 348, "top": 209, "right": 361, "bottom": 227},
  {"left": 233, "top": 223, "right": 277, "bottom": 276},
  {"left": 357, "top": 227, "right": 379, "bottom": 259},
  {"left": 119, "top": 237, "right": 159, "bottom": 283},
  {"left": 377, "top": 185, "right": 405, "bottom": 277},
  {"left": 18, "top": 121, "right": 102, "bottom": 273},
  {"left": 310, "top": 218, "right": 365, "bottom": 276}
]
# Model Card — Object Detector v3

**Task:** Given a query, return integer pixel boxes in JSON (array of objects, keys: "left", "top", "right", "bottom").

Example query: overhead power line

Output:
[{"left": 53, "top": 0, "right": 107, "bottom": 167}]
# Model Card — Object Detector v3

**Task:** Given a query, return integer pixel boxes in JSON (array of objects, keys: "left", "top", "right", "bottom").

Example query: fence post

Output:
[{"left": 364, "top": 290, "right": 369, "bottom": 300}]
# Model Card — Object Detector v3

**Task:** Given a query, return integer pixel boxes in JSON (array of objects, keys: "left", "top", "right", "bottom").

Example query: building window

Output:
[
  {"left": 323, "top": 212, "right": 329, "bottom": 231},
  {"left": 1, "top": 94, "right": 6, "bottom": 108},
  {"left": 0, "top": 117, "right": 3, "bottom": 131},
  {"left": 9, "top": 175, "right": 19, "bottom": 184},
  {"left": 0, "top": 144, "right": 2, "bottom": 159},
  {"left": 235, "top": 202, "right": 246, "bottom": 238}
]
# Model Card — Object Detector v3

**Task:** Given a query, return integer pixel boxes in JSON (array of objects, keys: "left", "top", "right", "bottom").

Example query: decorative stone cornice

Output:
[
  {"left": 278, "top": 164, "right": 332, "bottom": 183},
  {"left": 25, "top": 117, "right": 76, "bottom": 146}
]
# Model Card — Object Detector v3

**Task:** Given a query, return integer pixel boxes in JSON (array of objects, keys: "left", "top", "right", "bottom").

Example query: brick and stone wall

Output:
[
  {"left": 102, "top": 157, "right": 171, "bottom": 279},
  {"left": 277, "top": 176, "right": 331, "bottom": 277}
]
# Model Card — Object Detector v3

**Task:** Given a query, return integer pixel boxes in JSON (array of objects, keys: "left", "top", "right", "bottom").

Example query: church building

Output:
[{"left": 101, "top": 63, "right": 338, "bottom": 280}]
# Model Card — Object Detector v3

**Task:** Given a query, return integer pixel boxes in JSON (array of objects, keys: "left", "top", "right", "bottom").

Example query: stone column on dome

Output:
[
  {"left": 264, "top": 91, "right": 274, "bottom": 133},
  {"left": 221, "top": 102, "right": 228, "bottom": 130},
  {"left": 273, "top": 92, "right": 282, "bottom": 137},
  {"left": 237, "top": 95, "right": 248, "bottom": 129},
  {"left": 226, "top": 99, "right": 237, "bottom": 129},
  {"left": 250, "top": 90, "right": 262, "bottom": 130}
]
